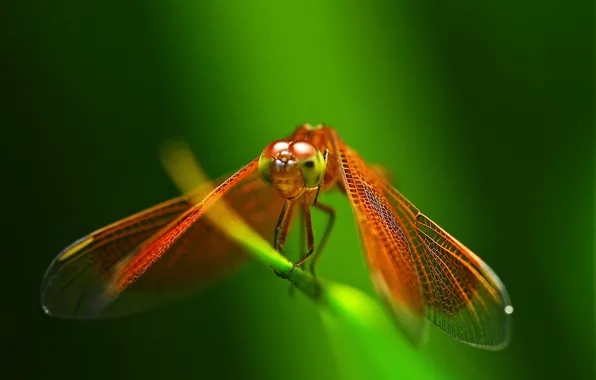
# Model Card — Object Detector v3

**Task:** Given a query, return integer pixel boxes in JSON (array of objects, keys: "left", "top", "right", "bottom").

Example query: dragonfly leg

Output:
[
  {"left": 276, "top": 197, "right": 315, "bottom": 278},
  {"left": 275, "top": 201, "right": 314, "bottom": 279},
  {"left": 307, "top": 148, "right": 334, "bottom": 276},
  {"left": 308, "top": 202, "right": 335, "bottom": 276},
  {"left": 280, "top": 198, "right": 335, "bottom": 278},
  {"left": 273, "top": 199, "right": 296, "bottom": 278},
  {"left": 299, "top": 205, "right": 305, "bottom": 262},
  {"left": 290, "top": 202, "right": 316, "bottom": 268},
  {"left": 274, "top": 200, "right": 296, "bottom": 252},
  {"left": 285, "top": 207, "right": 306, "bottom": 295}
]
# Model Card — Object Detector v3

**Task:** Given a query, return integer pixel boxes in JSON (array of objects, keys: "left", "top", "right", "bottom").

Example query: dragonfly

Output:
[{"left": 41, "top": 124, "right": 512, "bottom": 350}]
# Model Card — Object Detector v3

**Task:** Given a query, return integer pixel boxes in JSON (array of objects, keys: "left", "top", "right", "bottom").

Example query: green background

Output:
[{"left": 5, "top": 1, "right": 593, "bottom": 379}]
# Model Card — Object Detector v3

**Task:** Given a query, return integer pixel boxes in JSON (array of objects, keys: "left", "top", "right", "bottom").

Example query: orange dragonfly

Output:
[{"left": 41, "top": 124, "right": 512, "bottom": 350}]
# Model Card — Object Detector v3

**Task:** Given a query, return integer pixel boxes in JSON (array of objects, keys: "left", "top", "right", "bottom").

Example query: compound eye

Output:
[
  {"left": 262, "top": 140, "right": 289, "bottom": 157},
  {"left": 289, "top": 142, "right": 326, "bottom": 189},
  {"left": 259, "top": 140, "right": 289, "bottom": 186}
]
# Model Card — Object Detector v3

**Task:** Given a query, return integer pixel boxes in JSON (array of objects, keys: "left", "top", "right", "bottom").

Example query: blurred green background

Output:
[{"left": 4, "top": 1, "right": 592, "bottom": 379}]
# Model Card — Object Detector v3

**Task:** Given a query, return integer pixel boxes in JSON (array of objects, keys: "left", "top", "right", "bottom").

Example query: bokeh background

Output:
[{"left": 4, "top": 1, "right": 593, "bottom": 379}]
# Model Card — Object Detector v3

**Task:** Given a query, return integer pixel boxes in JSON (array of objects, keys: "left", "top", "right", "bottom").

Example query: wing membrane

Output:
[
  {"left": 411, "top": 211, "right": 512, "bottom": 349},
  {"left": 331, "top": 131, "right": 512, "bottom": 349},
  {"left": 42, "top": 158, "right": 283, "bottom": 318},
  {"left": 330, "top": 135, "right": 427, "bottom": 345}
]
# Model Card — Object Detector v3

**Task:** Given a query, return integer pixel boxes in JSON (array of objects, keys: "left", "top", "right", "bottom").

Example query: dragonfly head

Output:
[{"left": 258, "top": 140, "right": 326, "bottom": 199}]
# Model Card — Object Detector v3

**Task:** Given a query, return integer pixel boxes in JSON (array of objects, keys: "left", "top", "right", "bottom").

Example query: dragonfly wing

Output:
[
  {"left": 330, "top": 134, "right": 427, "bottom": 346},
  {"left": 384, "top": 186, "right": 513, "bottom": 349},
  {"left": 331, "top": 132, "right": 512, "bottom": 349},
  {"left": 42, "top": 158, "right": 283, "bottom": 318}
]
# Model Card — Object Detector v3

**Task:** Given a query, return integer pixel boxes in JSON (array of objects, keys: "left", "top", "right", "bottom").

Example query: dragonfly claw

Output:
[
  {"left": 272, "top": 268, "right": 288, "bottom": 279},
  {"left": 272, "top": 262, "right": 302, "bottom": 279}
]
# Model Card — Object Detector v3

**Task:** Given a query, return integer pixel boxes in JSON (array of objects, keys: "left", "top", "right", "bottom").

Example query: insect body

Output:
[{"left": 41, "top": 124, "right": 512, "bottom": 350}]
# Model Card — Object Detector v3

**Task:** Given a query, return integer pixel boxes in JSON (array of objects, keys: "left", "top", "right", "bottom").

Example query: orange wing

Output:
[
  {"left": 41, "top": 158, "right": 284, "bottom": 319},
  {"left": 330, "top": 131, "right": 512, "bottom": 350}
]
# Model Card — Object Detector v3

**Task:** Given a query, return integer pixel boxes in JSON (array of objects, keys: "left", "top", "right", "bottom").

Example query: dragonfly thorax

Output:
[{"left": 258, "top": 139, "right": 326, "bottom": 199}]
